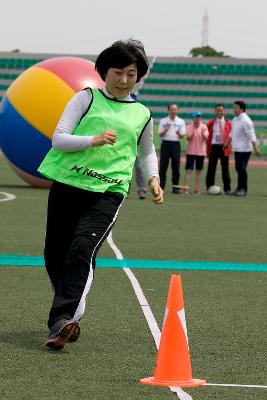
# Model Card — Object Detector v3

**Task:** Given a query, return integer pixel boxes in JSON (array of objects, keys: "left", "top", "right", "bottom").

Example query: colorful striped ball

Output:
[{"left": 0, "top": 57, "right": 104, "bottom": 187}]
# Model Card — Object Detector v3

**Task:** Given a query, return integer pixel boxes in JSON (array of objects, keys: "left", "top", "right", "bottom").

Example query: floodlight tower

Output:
[{"left": 201, "top": 9, "right": 209, "bottom": 46}]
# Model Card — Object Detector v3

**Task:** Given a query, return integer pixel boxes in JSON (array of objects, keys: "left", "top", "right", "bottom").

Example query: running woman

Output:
[{"left": 38, "top": 39, "right": 163, "bottom": 350}]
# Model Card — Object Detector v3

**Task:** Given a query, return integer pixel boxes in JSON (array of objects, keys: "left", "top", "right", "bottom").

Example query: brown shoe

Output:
[{"left": 45, "top": 320, "right": 80, "bottom": 351}]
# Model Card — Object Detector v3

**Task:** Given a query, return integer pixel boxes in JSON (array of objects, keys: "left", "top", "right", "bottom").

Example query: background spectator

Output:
[
  {"left": 228, "top": 101, "right": 261, "bottom": 196},
  {"left": 184, "top": 111, "right": 209, "bottom": 195},
  {"left": 158, "top": 104, "right": 186, "bottom": 193},
  {"left": 206, "top": 104, "right": 232, "bottom": 194}
]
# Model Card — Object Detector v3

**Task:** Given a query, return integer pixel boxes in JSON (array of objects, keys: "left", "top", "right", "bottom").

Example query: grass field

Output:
[{"left": 0, "top": 155, "right": 266, "bottom": 400}]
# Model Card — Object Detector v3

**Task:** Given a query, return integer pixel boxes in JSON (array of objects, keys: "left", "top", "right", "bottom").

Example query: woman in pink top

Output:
[{"left": 184, "top": 111, "right": 209, "bottom": 194}]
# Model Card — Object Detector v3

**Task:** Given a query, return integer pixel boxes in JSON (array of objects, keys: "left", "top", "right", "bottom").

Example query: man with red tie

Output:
[{"left": 206, "top": 104, "right": 232, "bottom": 194}]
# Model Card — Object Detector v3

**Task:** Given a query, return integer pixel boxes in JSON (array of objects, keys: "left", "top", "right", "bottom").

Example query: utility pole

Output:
[{"left": 201, "top": 9, "right": 209, "bottom": 47}]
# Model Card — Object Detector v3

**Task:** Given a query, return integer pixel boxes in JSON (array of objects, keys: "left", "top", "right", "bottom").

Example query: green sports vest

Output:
[{"left": 38, "top": 89, "right": 151, "bottom": 196}]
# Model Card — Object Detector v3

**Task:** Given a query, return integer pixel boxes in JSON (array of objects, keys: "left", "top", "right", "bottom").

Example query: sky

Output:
[{"left": 1, "top": 0, "right": 267, "bottom": 59}]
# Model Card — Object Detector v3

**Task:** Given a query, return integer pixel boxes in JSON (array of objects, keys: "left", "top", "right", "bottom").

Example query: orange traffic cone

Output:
[{"left": 140, "top": 274, "right": 205, "bottom": 388}]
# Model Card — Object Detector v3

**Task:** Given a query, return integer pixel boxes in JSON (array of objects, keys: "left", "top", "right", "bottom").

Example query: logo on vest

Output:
[{"left": 70, "top": 165, "right": 123, "bottom": 185}]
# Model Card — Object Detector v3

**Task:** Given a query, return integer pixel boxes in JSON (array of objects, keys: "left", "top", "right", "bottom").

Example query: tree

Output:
[{"left": 189, "top": 46, "right": 230, "bottom": 58}]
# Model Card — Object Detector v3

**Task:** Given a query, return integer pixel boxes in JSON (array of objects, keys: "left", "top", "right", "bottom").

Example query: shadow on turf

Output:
[
  {"left": 0, "top": 184, "right": 35, "bottom": 189},
  {"left": 0, "top": 330, "right": 64, "bottom": 353}
]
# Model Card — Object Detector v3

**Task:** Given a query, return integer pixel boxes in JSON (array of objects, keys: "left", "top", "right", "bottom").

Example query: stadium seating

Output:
[
  {"left": 0, "top": 84, "right": 9, "bottom": 90},
  {"left": 0, "top": 72, "right": 19, "bottom": 80},
  {"left": 1, "top": 54, "right": 267, "bottom": 128},
  {"left": 145, "top": 78, "right": 267, "bottom": 87},
  {"left": 150, "top": 63, "right": 267, "bottom": 76},
  {"left": 140, "top": 100, "right": 267, "bottom": 110},
  {"left": 139, "top": 58, "right": 267, "bottom": 127},
  {"left": 149, "top": 111, "right": 267, "bottom": 121},
  {"left": 0, "top": 58, "right": 42, "bottom": 69},
  {"left": 139, "top": 88, "right": 267, "bottom": 98}
]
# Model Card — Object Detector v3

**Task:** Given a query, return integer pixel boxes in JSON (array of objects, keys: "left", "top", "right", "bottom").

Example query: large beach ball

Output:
[{"left": 0, "top": 57, "right": 104, "bottom": 187}]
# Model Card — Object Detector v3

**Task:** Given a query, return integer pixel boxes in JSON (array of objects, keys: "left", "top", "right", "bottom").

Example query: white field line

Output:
[
  {"left": 0, "top": 192, "right": 16, "bottom": 202},
  {"left": 205, "top": 383, "right": 267, "bottom": 389},
  {"left": 106, "top": 231, "right": 193, "bottom": 400},
  {"left": 106, "top": 231, "right": 267, "bottom": 392}
]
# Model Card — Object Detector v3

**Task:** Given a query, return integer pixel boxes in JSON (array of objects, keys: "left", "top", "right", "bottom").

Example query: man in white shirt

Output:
[
  {"left": 158, "top": 104, "right": 186, "bottom": 193},
  {"left": 229, "top": 101, "right": 261, "bottom": 196}
]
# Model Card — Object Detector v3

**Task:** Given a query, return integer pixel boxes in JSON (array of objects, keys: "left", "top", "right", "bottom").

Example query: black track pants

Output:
[
  {"left": 44, "top": 181, "right": 124, "bottom": 328},
  {"left": 206, "top": 145, "right": 231, "bottom": 192},
  {"left": 234, "top": 151, "right": 251, "bottom": 192},
  {"left": 159, "top": 141, "right": 181, "bottom": 189}
]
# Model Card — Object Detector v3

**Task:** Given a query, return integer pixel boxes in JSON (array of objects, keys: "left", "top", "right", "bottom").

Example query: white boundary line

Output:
[
  {"left": 0, "top": 192, "right": 16, "bottom": 202},
  {"left": 107, "top": 231, "right": 193, "bottom": 400},
  {"left": 205, "top": 383, "right": 267, "bottom": 389},
  {"left": 106, "top": 231, "right": 267, "bottom": 393}
]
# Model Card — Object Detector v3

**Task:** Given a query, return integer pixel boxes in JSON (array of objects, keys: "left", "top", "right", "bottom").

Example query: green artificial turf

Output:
[
  {"left": 134, "top": 269, "right": 267, "bottom": 399},
  {"left": 0, "top": 156, "right": 266, "bottom": 400},
  {"left": 0, "top": 156, "right": 267, "bottom": 263},
  {"left": 0, "top": 267, "right": 266, "bottom": 400},
  {"left": 0, "top": 268, "right": 174, "bottom": 400}
]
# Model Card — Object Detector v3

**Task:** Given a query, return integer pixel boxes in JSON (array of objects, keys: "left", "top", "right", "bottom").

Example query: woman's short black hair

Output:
[{"left": 95, "top": 39, "right": 149, "bottom": 82}]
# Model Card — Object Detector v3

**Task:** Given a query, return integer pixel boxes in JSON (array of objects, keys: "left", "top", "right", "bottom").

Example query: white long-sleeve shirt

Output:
[
  {"left": 52, "top": 87, "right": 159, "bottom": 182},
  {"left": 158, "top": 116, "right": 186, "bottom": 141},
  {"left": 231, "top": 113, "right": 257, "bottom": 152}
]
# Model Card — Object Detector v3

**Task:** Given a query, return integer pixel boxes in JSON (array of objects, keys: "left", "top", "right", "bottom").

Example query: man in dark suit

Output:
[{"left": 206, "top": 104, "right": 232, "bottom": 193}]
